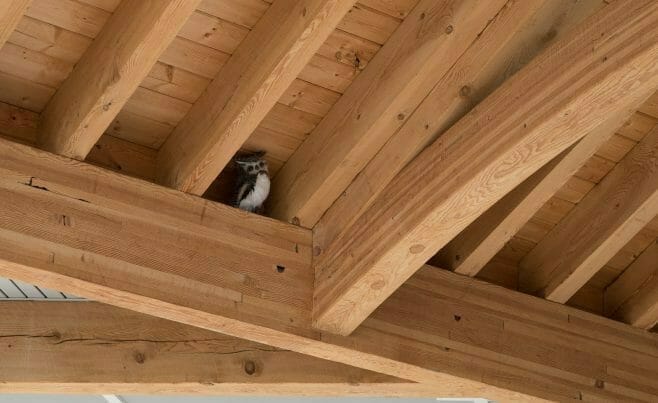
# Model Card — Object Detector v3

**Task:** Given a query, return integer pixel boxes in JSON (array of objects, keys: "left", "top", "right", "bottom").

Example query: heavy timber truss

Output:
[{"left": 0, "top": 0, "right": 657, "bottom": 400}]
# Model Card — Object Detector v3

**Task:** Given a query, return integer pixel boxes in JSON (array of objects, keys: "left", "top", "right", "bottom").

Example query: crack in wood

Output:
[
  {"left": 19, "top": 177, "right": 90, "bottom": 203},
  {"left": 0, "top": 333, "right": 288, "bottom": 353}
]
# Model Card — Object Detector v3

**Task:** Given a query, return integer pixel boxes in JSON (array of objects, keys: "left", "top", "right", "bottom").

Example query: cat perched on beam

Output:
[{"left": 234, "top": 151, "right": 270, "bottom": 214}]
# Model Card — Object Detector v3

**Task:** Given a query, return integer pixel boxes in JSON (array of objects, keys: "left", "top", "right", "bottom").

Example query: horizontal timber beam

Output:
[
  {"left": 38, "top": 0, "right": 200, "bottom": 159},
  {"left": 156, "top": 0, "right": 355, "bottom": 194},
  {"left": 0, "top": 0, "right": 30, "bottom": 49},
  {"left": 269, "top": 0, "right": 508, "bottom": 226},
  {"left": 521, "top": 124, "right": 658, "bottom": 303},
  {"left": 312, "top": 0, "right": 658, "bottom": 335},
  {"left": 0, "top": 138, "right": 315, "bottom": 337},
  {"left": 0, "top": 140, "right": 657, "bottom": 401},
  {"left": 0, "top": 301, "right": 427, "bottom": 396},
  {"left": 604, "top": 240, "right": 658, "bottom": 329},
  {"left": 436, "top": 107, "right": 632, "bottom": 276}
]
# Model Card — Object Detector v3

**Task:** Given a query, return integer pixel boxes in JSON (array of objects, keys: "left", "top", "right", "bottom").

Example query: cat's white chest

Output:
[{"left": 239, "top": 173, "right": 270, "bottom": 211}]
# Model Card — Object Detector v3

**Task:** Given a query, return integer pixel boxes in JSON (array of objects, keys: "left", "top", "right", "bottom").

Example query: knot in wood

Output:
[
  {"left": 134, "top": 352, "right": 146, "bottom": 364},
  {"left": 370, "top": 279, "right": 386, "bottom": 290},
  {"left": 244, "top": 360, "right": 256, "bottom": 375}
]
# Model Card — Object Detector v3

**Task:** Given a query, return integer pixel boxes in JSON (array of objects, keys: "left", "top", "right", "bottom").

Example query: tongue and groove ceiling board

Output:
[
  {"left": 0, "top": 0, "right": 409, "bottom": 180},
  {"left": 1, "top": 0, "right": 658, "bottom": 400}
]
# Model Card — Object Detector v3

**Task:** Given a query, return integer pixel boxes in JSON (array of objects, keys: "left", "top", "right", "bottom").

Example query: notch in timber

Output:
[
  {"left": 59, "top": 215, "right": 72, "bottom": 227},
  {"left": 22, "top": 176, "right": 49, "bottom": 191}
]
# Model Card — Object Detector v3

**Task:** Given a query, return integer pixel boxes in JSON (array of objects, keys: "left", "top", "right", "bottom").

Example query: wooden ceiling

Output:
[{"left": 0, "top": 0, "right": 658, "bottom": 400}]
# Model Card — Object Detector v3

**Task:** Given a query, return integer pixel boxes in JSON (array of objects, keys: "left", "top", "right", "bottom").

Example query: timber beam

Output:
[
  {"left": 269, "top": 0, "right": 508, "bottom": 226},
  {"left": 605, "top": 240, "right": 658, "bottom": 329},
  {"left": 156, "top": 0, "right": 355, "bottom": 194},
  {"left": 0, "top": 301, "right": 424, "bottom": 396},
  {"left": 0, "top": 138, "right": 657, "bottom": 401},
  {"left": 521, "top": 124, "right": 658, "bottom": 302},
  {"left": 37, "top": 0, "right": 200, "bottom": 159},
  {"left": 312, "top": 0, "right": 658, "bottom": 335},
  {"left": 436, "top": 108, "right": 633, "bottom": 277},
  {"left": 0, "top": 0, "right": 31, "bottom": 49},
  {"left": 313, "top": 0, "right": 549, "bottom": 253}
]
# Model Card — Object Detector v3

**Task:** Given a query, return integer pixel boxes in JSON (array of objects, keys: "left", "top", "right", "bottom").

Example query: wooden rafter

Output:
[
  {"left": 0, "top": 100, "right": 158, "bottom": 181},
  {"left": 520, "top": 124, "right": 658, "bottom": 303},
  {"left": 436, "top": 108, "right": 633, "bottom": 276},
  {"left": 0, "top": 139, "right": 657, "bottom": 401},
  {"left": 605, "top": 240, "right": 658, "bottom": 329},
  {"left": 37, "top": 0, "right": 200, "bottom": 159},
  {"left": 312, "top": 0, "right": 658, "bottom": 336},
  {"left": 0, "top": 301, "right": 431, "bottom": 396},
  {"left": 0, "top": 0, "right": 30, "bottom": 49},
  {"left": 156, "top": 0, "right": 355, "bottom": 194},
  {"left": 313, "top": 0, "right": 606, "bottom": 254},
  {"left": 268, "top": 0, "right": 508, "bottom": 226}
]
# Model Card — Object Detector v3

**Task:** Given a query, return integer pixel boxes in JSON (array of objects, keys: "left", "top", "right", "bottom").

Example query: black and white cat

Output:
[{"left": 234, "top": 151, "right": 270, "bottom": 213}]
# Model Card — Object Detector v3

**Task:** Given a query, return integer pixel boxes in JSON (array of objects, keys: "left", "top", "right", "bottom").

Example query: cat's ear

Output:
[{"left": 253, "top": 151, "right": 266, "bottom": 159}]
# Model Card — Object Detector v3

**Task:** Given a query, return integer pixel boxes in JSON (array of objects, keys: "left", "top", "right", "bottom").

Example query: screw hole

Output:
[
  {"left": 276, "top": 265, "right": 285, "bottom": 273},
  {"left": 453, "top": 314, "right": 461, "bottom": 322}
]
